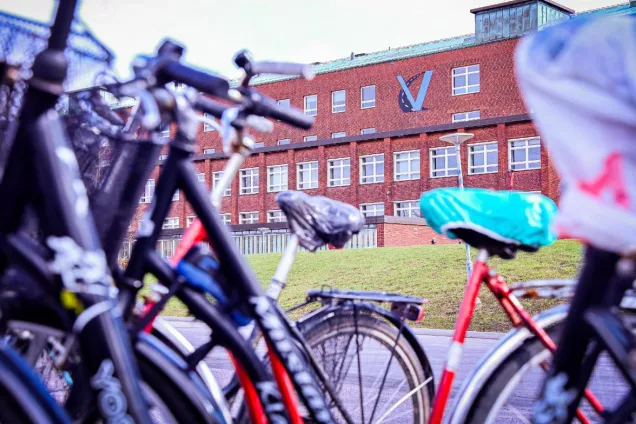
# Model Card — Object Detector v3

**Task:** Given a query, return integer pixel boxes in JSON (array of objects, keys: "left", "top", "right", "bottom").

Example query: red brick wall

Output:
[
  {"left": 380, "top": 223, "right": 456, "bottom": 247},
  {"left": 193, "top": 38, "right": 526, "bottom": 152}
]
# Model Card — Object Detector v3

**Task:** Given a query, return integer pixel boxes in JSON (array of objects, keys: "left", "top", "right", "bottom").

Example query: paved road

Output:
[{"left": 167, "top": 319, "right": 626, "bottom": 423}]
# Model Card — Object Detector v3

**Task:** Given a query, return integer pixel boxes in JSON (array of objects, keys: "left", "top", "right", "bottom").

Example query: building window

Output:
[
  {"left": 197, "top": 172, "right": 206, "bottom": 184},
  {"left": 221, "top": 213, "right": 231, "bottom": 224},
  {"left": 360, "top": 154, "right": 384, "bottom": 184},
  {"left": 361, "top": 128, "right": 376, "bottom": 135},
  {"left": 267, "top": 210, "right": 286, "bottom": 223},
  {"left": 204, "top": 148, "right": 216, "bottom": 154},
  {"left": 203, "top": 113, "right": 215, "bottom": 132},
  {"left": 332, "top": 90, "right": 346, "bottom": 113},
  {"left": 509, "top": 138, "right": 541, "bottom": 171},
  {"left": 328, "top": 158, "right": 350, "bottom": 187},
  {"left": 332, "top": 132, "right": 346, "bottom": 138},
  {"left": 278, "top": 139, "right": 291, "bottom": 145},
  {"left": 452, "top": 110, "right": 481, "bottom": 123},
  {"left": 430, "top": 147, "right": 458, "bottom": 178},
  {"left": 239, "top": 212, "right": 259, "bottom": 224},
  {"left": 267, "top": 165, "right": 288, "bottom": 192},
  {"left": 278, "top": 99, "right": 290, "bottom": 108},
  {"left": 304, "top": 135, "right": 317, "bottom": 142},
  {"left": 394, "top": 201, "right": 421, "bottom": 218},
  {"left": 160, "top": 123, "right": 170, "bottom": 139},
  {"left": 186, "top": 216, "right": 196, "bottom": 227},
  {"left": 213, "top": 171, "right": 232, "bottom": 196},
  {"left": 239, "top": 168, "right": 259, "bottom": 195},
  {"left": 469, "top": 142, "right": 498, "bottom": 174},
  {"left": 172, "top": 190, "right": 179, "bottom": 201},
  {"left": 159, "top": 154, "right": 168, "bottom": 161},
  {"left": 297, "top": 161, "right": 318, "bottom": 190},
  {"left": 360, "top": 203, "right": 384, "bottom": 217},
  {"left": 140, "top": 179, "right": 155, "bottom": 203},
  {"left": 304, "top": 94, "right": 317, "bottom": 116},
  {"left": 394, "top": 151, "right": 421, "bottom": 181},
  {"left": 162, "top": 217, "right": 179, "bottom": 229},
  {"left": 452, "top": 65, "right": 480, "bottom": 96},
  {"left": 361, "top": 85, "right": 376, "bottom": 109}
]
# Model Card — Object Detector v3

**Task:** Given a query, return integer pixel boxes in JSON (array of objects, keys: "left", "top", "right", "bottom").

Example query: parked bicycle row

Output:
[{"left": 0, "top": 1, "right": 634, "bottom": 423}]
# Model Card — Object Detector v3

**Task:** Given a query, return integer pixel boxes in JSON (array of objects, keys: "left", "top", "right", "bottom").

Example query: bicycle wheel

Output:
[
  {"left": 0, "top": 342, "right": 70, "bottom": 424},
  {"left": 465, "top": 315, "right": 634, "bottom": 423},
  {"left": 300, "top": 309, "right": 431, "bottom": 424},
  {"left": 4, "top": 319, "right": 218, "bottom": 423}
]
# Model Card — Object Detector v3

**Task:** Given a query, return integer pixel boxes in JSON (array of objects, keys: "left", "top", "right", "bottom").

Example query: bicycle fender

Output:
[
  {"left": 295, "top": 301, "right": 436, "bottom": 403},
  {"left": 152, "top": 318, "right": 230, "bottom": 423},
  {"left": 135, "top": 333, "right": 230, "bottom": 424},
  {"left": 447, "top": 304, "right": 569, "bottom": 424}
]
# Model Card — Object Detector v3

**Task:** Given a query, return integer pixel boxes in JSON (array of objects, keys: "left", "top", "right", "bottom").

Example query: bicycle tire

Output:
[
  {"left": 299, "top": 309, "right": 431, "bottom": 424},
  {"left": 465, "top": 312, "right": 635, "bottom": 424}
]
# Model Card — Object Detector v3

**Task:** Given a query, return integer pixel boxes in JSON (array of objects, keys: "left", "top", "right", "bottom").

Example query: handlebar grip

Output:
[
  {"left": 194, "top": 96, "right": 229, "bottom": 119},
  {"left": 158, "top": 60, "right": 230, "bottom": 98},
  {"left": 254, "top": 95, "right": 314, "bottom": 130},
  {"left": 250, "top": 61, "right": 315, "bottom": 80}
]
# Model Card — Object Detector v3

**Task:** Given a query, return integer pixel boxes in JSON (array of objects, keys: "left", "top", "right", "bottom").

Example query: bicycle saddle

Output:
[
  {"left": 276, "top": 191, "right": 365, "bottom": 252},
  {"left": 419, "top": 188, "right": 557, "bottom": 259}
]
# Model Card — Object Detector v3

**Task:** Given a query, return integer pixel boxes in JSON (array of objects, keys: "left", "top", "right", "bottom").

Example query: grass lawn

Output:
[{"left": 143, "top": 240, "right": 582, "bottom": 332}]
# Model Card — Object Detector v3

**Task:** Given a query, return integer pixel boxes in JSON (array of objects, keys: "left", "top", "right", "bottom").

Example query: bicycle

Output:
[
  {"left": 416, "top": 187, "right": 631, "bottom": 423},
  {"left": 0, "top": 2, "right": 236, "bottom": 422}
]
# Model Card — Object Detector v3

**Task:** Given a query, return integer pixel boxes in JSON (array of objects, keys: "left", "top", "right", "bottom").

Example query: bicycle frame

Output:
[
  {"left": 429, "top": 249, "right": 605, "bottom": 424},
  {"left": 119, "top": 131, "right": 334, "bottom": 423},
  {"left": 0, "top": 0, "right": 151, "bottom": 421}
]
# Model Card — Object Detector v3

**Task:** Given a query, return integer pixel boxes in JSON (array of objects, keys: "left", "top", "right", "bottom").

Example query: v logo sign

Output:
[{"left": 397, "top": 71, "right": 433, "bottom": 113}]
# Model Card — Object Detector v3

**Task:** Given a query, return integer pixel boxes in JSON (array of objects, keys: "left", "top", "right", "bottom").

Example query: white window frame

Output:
[
  {"left": 267, "top": 210, "right": 286, "bottom": 223},
  {"left": 304, "top": 135, "right": 317, "bottom": 142},
  {"left": 304, "top": 94, "right": 317, "bottom": 116},
  {"left": 196, "top": 172, "right": 206, "bottom": 184},
  {"left": 186, "top": 216, "right": 196, "bottom": 227},
  {"left": 162, "top": 217, "right": 179, "bottom": 229},
  {"left": 296, "top": 161, "right": 318, "bottom": 190},
  {"left": 331, "top": 90, "right": 346, "bottom": 113},
  {"left": 452, "top": 110, "right": 481, "bottom": 123},
  {"left": 239, "top": 211, "right": 259, "bottom": 224},
  {"left": 430, "top": 147, "right": 459, "bottom": 178},
  {"left": 327, "top": 158, "right": 350, "bottom": 187},
  {"left": 172, "top": 190, "right": 179, "bottom": 201},
  {"left": 140, "top": 179, "right": 155, "bottom": 204},
  {"left": 452, "top": 65, "right": 480, "bottom": 96},
  {"left": 160, "top": 124, "right": 170, "bottom": 139},
  {"left": 203, "top": 113, "right": 215, "bottom": 132},
  {"left": 277, "top": 139, "right": 291, "bottom": 145},
  {"left": 508, "top": 137, "right": 541, "bottom": 171},
  {"left": 394, "top": 150, "right": 421, "bottom": 181},
  {"left": 203, "top": 148, "right": 216, "bottom": 154},
  {"left": 213, "top": 171, "right": 231, "bottom": 196},
  {"left": 267, "top": 165, "right": 288, "bottom": 193},
  {"left": 220, "top": 213, "right": 231, "bottom": 224},
  {"left": 394, "top": 200, "right": 421, "bottom": 218},
  {"left": 468, "top": 141, "right": 498, "bottom": 175},
  {"left": 239, "top": 168, "right": 259, "bottom": 195},
  {"left": 360, "top": 154, "right": 384, "bottom": 184},
  {"left": 361, "top": 85, "right": 376, "bottom": 109},
  {"left": 360, "top": 203, "right": 384, "bottom": 217},
  {"left": 361, "top": 128, "right": 376, "bottom": 135},
  {"left": 277, "top": 99, "right": 290, "bottom": 108},
  {"left": 159, "top": 154, "right": 168, "bottom": 161},
  {"left": 332, "top": 132, "right": 346, "bottom": 138}
]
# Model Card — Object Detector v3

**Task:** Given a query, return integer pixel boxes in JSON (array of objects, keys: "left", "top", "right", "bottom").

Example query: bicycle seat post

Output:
[{"left": 266, "top": 235, "right": 300, "bottom": 301}]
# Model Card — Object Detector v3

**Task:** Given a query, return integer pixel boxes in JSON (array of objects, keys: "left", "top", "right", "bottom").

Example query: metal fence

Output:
[{"left": 118, "top": 225, "right": 378, "bottom": 260}]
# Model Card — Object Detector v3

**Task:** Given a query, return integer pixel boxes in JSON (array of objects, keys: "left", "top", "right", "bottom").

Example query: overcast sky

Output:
[{"left": 6, "top": 0, "right": 622, "bottom": 79}]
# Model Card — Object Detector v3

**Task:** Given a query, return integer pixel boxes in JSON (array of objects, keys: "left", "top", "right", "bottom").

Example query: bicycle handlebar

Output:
[
  {"left": 194, "top": 95, "right": 229, "bottom": 119},
  {"left": 243, "top": 89, "right": 314, "bottom": 130},
  {"left": 157, "top": 60, "right": 230, "bottom": 98}
]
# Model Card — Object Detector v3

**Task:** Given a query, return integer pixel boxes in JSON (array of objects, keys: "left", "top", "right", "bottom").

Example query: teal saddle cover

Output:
[{"left": 419, "top": 188, "right": 558, "bottom": 248}]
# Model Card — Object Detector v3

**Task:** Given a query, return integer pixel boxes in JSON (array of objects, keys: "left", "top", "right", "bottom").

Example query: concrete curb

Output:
[{"left": 159, "top": 317, "right": 505, "bottom": 340}]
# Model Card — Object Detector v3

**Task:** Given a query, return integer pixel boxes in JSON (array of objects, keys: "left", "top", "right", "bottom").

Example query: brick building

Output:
[{"left": 121, "top": 0, "right": 635, "bottom": 257}]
